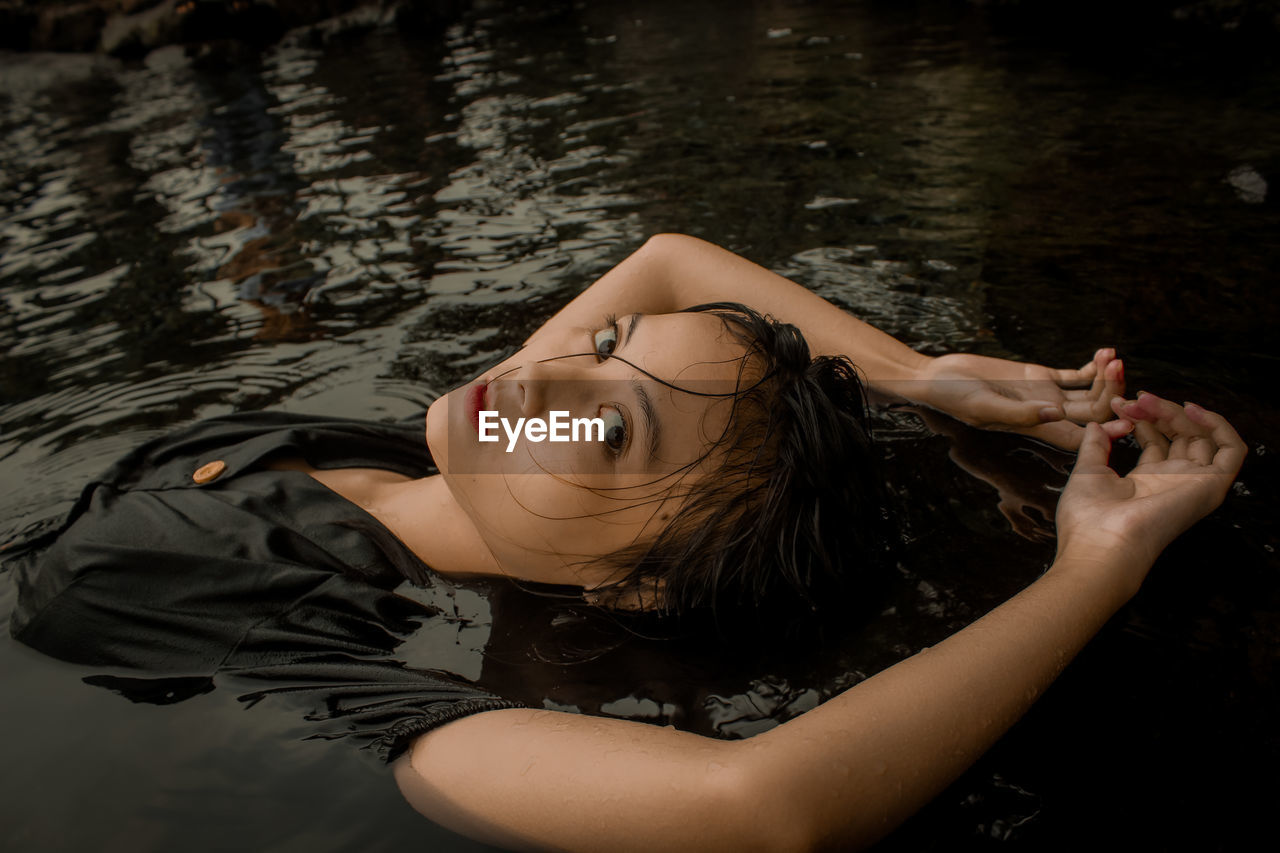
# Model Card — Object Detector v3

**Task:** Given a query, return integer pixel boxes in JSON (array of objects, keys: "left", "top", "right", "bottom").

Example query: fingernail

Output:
[
  {"left": 1186, "top": 401, "right": 1205, "bottom": 414},
  {"left": 1039, "top": 406, "right": 1062, "bottom": 422},
  {"left": 1137, "top": 390, "right": 1152, "bottom": 399}
]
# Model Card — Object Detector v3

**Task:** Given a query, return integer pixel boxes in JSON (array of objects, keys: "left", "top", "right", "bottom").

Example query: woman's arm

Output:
[
  {"left": 396, "top": 557, "right": 1127, "bottom": 852},
  {"left": 528, "top": 233, "right": 928, "bottom": 385},
  {"left": 395, "top": 397, "right": 1244, "bottom": 851},
  {"left": 528, "top": 234, "right": 1123, "bottom": 448}
]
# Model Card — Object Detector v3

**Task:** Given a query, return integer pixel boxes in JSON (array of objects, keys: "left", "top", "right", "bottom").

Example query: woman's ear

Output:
[{"left": 583, "top": 578, "right": 667, "bottom": 612}]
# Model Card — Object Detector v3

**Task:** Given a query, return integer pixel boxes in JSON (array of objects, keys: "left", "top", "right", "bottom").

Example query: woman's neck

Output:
[
  {"left": 304, "top": 465, "right": 607, "bottom": 589},
  {"left": 375, "top": 474, "right": 505, "bottom": 577},
  {"left": 298, "top": 464, "right": 501, "bottom": 577}
]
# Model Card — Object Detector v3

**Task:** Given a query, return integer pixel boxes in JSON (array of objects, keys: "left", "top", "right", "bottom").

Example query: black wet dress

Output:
[{"left": 6, "top": 412, "right": 525, "bottom": 759}]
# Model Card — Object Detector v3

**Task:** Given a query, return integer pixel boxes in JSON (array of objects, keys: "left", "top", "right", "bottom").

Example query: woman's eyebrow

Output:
[
  {"left": 617, "top": 313, "right": 662, "bottom": 463},
  {"left": 633, "top": 379, "right": 662, "bottom": 463},
  {"left": 620, "top": 311, "right": 644, "bottom": 347}
]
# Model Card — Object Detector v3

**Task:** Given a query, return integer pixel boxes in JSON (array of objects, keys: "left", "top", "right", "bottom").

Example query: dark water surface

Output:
[{"left": 2, "top": 1, "right": 1278, "bottom": 850}]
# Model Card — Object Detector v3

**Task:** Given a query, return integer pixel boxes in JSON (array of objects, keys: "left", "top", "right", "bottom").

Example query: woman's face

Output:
[{"left": 425, "top": 311, "right": 749, "bottom": 588}]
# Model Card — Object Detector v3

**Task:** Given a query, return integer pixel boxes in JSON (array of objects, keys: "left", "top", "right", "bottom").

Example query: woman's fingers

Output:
[
  {"left": 1075, "top": 421, "right": 1114, "bottom": 470},
  {"left": 1061, "top": 356, "right": 1105, "bottom": 400},
  {"left": 1062, "top": 355, "right": 1123, "bottom": 400},
  {"left": 1105, "top": 357, "right": 1125, "bottom": 401},
  {"left": 1132, "top": 420, "right": 1170, "bottom": 465},
  {"left": 1114, "top": 392, "right": 1202, "bottom": 439},
  {"left": 1101, "top": 417, "right": 1135, "bottom": 441},
  {"left": 1050, "top": 348, "right": 1111, "bottom": 387},
  {"left": 1049, "top": 365, "right": 1092, "bottom": 387},
  {"left": 1034, "top": 420, "right": 1084, "bottom": 450},
  {"left": 1113, "top": 395, "right": 1175, "bottom": 467},
  {"left": 1185, "top": 402, "right": 1248, "bottom": 476},
  {"left": 1183, "top": 433, "right": 1216, "bottom": 466},
  {"left": 1063, "top": 359, "right": 1124, "bottom": 423},
  {"left": 1111, "top": 394, "right": 1248, "bottom": 475},
  {"left": 970, "top": 393, "right": 1064, "bottom": 428}
]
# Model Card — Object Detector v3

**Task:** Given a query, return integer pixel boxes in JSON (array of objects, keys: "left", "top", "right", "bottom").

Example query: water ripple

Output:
[{"left": 774, "top": 247, "right": 984, "bottom": 352}]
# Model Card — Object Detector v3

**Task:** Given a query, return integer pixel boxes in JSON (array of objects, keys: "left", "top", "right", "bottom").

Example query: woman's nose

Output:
[{"left": 517, "top": 356, "right": 596, "bottom": 418}]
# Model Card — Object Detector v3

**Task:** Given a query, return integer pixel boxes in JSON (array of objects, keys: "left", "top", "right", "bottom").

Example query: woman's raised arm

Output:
[
  {"left": 527, "top": 234, "right": 1123, "bottom": 449},
  {"left": 527, "top": 233, "right": 931, "bottom": 386},
  {"left": 394, "top": 396, "right": 1244, "bottom": 851}
]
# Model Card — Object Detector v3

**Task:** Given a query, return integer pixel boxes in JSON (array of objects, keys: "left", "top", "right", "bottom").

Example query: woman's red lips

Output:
[{"left": 466, "top": 381, "right": 488, "bottom": 431}]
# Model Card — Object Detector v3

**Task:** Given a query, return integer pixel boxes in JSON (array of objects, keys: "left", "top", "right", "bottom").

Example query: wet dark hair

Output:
[{"left": 588, "top": 302, "right": 890, "bottom": 618}]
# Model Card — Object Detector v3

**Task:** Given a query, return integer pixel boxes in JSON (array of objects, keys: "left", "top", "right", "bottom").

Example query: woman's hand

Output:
[
  {"left": 910, "top": 348, "right": 1126, "bottom": 450},
  {"left": 1054, "top": 393, "right": 1247, "bottom": 594}
]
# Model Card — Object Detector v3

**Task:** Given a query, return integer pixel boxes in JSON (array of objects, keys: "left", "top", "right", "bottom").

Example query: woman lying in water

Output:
[{"left": 9, "top": 234, "right": 1245, "bottom": 851}]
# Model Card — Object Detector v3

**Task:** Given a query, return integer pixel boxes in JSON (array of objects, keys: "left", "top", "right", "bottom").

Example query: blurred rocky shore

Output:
[
  {"left": 1, "top": 0, "right": 1277, "bottom": 59},
  {"left": 0, "top": 0, "right": 463, "bottom": 56}
]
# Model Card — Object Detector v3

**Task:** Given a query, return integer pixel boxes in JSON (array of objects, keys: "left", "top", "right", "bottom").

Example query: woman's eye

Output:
[
  {"left": 593, "top": 326, "right": 618, "bottom": 361},
  {"left": 600, "top": 407, "right": 627, "bottom": 453}
]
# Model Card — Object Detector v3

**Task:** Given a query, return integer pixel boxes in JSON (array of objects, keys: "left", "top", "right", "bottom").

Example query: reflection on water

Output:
[{"left": 2, "top": 1, "right": 1278, "bottom": 850}]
